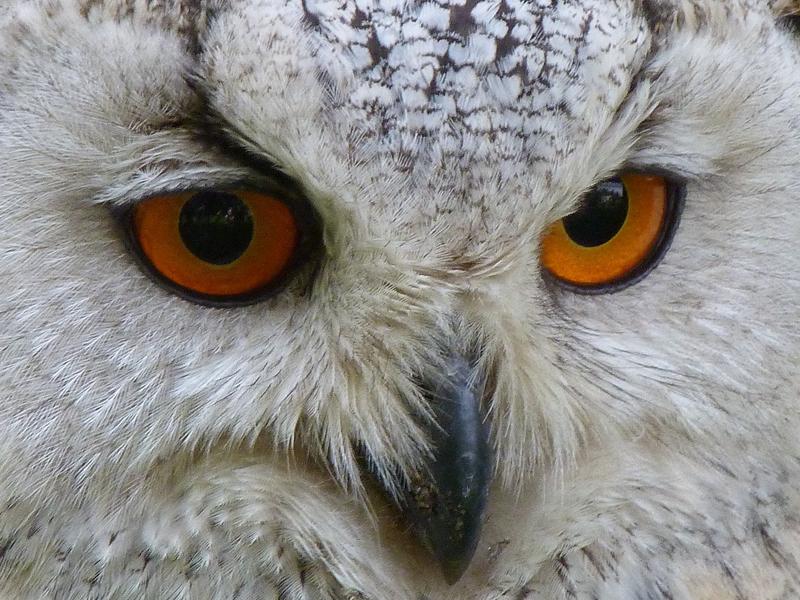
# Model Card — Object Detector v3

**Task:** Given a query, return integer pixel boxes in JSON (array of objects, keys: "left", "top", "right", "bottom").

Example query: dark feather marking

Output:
[
  {"left": 654, "top": 580, "right": 674, "bottom": 600},
  {"left": 0, "top": 539, "right": 13, "bottom": 561},
  {"left": 705, "top": 536, "right": 746, "bottom": 600},
  {"left": 514, "top": 585, "right": 534, "bottom": 600},
  {"left": 556, "top": 555, "right": 579, "bottom": 599},
  {"left": 580, "top": 546, "right": 606, "bottom": 581}
]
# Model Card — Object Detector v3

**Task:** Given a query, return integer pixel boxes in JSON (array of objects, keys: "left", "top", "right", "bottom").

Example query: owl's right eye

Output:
[{"left": 125, "top": 188, "right": 317, "bottom": 306}]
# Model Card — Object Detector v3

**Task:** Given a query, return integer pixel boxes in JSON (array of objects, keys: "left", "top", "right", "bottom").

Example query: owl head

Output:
[{"left": 0, "top": 0, "right": 799, "bottom": 597}]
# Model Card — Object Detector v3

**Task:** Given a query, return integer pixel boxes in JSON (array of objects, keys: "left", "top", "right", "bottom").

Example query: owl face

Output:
[{"left": 1, "top": 0, "right": 799, "bottom": 598}]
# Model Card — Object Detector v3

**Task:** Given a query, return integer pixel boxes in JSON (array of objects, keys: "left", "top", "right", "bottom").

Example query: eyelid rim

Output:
[
  {"left": 115, "top": 180, "right": 322, "bottom": 308},
  {"left": 543, "top": 172, "right": 687, "bottom": 295}
]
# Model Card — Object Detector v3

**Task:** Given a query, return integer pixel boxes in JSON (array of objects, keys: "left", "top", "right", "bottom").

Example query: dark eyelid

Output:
[{"left": 186, "top": 74, "right": 300, "bottom": 191}]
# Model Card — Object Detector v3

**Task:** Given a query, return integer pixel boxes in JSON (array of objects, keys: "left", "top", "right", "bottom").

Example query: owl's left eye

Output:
[
  {"left": 124, "top": 188, "right": 317, "bottom": 306},
  {"left": 540, "top": 173, "right": 684, "bottom": 292}
]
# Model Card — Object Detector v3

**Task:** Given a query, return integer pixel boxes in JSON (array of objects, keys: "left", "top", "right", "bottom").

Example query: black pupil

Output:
[
  {"left": 563, "top": 179, "right": 629, "bottom": 247},
  {"left": 179, "top": 191, "right": 254, "bottom": 265}
]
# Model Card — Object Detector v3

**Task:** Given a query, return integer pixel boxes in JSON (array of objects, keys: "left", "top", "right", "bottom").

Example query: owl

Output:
[{"left": 0, "top": 0, "right": 799, "bottom": 598}]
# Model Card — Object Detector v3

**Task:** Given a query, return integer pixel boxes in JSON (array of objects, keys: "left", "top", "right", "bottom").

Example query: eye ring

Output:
[
  {"left": 120, "top": 184, "right": 320, "bottom": 307},
  {"left": 541, "top": 173, "right": 686, "bottom": 294}
]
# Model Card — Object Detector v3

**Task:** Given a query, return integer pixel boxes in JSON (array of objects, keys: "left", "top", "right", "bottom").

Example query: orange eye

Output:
[
  {"left": 541, "top": 174, "right": 683, "bottom": 291},
  {"left": 130, "top": 189, "right": 311, "bottom": 304}
]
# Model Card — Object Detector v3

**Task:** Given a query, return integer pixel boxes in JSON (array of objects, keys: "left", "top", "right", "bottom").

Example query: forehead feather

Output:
[
  {"left": 75, "top": 0, "right": 652, "bottom": 178},
  {"left": 301, "top": 0, "right": 650, "bottom": 167}
]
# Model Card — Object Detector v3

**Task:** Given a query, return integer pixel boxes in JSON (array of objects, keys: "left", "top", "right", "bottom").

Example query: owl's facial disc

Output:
[{"left": 380, "top": 349, "right": 491, "bottom": 585}]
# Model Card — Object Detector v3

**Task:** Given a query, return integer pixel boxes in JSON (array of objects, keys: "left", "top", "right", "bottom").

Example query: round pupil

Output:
[
  {"left": 563, "top": 179, "right": 629, "bottom": 247},
  {"left": 179, "top": 191, "right": 254, "bottom": 265}
]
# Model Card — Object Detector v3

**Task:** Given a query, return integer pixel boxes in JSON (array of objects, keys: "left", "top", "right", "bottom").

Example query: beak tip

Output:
[
  {"left": 410, "top": 480, "right": 487, "bottom": 586},
  {"left": 437, "top": 549, "right": 476, "bottom": 585},
  {"left": 434, "top": 543, "right": 477, "bottom": 585}
]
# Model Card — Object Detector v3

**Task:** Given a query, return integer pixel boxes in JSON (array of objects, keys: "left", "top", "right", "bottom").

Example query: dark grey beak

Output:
[{"left": 398, "top": 351, "right": 491, "bottom": 584}]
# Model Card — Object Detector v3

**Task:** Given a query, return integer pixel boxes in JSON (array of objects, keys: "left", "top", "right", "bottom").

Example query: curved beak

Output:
[{"left": 398, "top": 351, "right": 491, "bottom": 584}]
